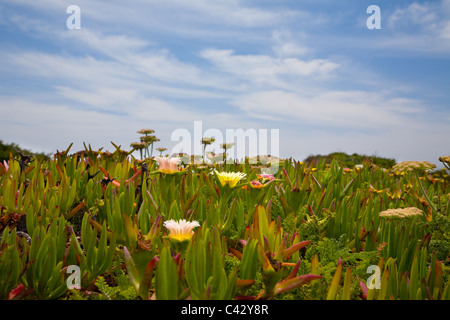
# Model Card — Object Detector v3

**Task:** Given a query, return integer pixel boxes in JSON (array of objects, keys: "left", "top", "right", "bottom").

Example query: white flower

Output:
[
  {"left": 379, "top": 207, "right": 423, "bottom": 219},
  {"left": 163, "top": 219, "right": 200, "bottom": 241},
  {"left": 155, "top": 156, "right": 181, "bottom": 174}
]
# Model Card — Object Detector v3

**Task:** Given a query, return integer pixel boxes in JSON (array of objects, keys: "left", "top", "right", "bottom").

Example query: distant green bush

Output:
[
  {"left": 304, "top": 152, "right": 396, "bottom": 168},
  {"left": 0, "top": 140, "right": 50, "bottom": 163}
]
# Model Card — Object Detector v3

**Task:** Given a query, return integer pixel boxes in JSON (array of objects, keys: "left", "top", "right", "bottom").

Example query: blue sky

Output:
[{"left": 0, "top": 0, "right": 449, "bottom": 166}]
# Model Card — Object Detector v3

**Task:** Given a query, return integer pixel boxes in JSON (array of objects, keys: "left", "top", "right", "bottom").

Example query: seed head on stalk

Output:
[
  {"left": 130, "top": 142, "right": 146, "bottom": 160},
  {"left": 391, "top": 160, "right": 438, "bottom": 215},
  {"left": 439, "top": 156, "right": 450, "bottom": 170},
  {"left": 156, "top": 147, "right": 167, "bottom": 156},
  {"left": 201, "top": 137, "right": 215, "bottom": 162}
]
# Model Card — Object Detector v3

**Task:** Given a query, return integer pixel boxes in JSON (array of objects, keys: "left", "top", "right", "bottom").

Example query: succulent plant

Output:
[{"left": 0, "top": 140, "right": 448, "bottom": 301}]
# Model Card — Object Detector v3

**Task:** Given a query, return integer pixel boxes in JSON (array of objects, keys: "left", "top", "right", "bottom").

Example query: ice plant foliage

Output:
[
  {"left": 0, "top": 137, "right": 449, "bottom": 301},
  {"left": 163, "top": 219, "right": 200, "bottom": 242}
]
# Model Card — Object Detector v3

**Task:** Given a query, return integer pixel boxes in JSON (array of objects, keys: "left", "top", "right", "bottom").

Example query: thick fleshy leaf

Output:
[
  {"left": 239, "top": 239, "right": 258, "bottom": 280},
  {"left": 360, "top": 280, "right": 368, "bottom": 299},
  {"left": 341, "top": 267, "right": 352, "bottom": 300},
  {"left": 237, "top": 279, "right": 255, "bottom": 287},
  {"left": 433, "top": 259, "right": 443, "bottom": 291},
  {"left": 123, "top": 212, "right": 138, "bottom": 250},
  {"left": 139, "top": 256, "right": 159, "bottom": 300},
  {"left": 155, "top": 246, "right": 179, "bottom": 300},
  {"left": 284, "top": 240, "right": 311, "bottom": 258},
  {"left": 65, "top": 201, "right": 85, "bottom": 220},
  {"left": 229, "top": 247, "right": 242, "bottom": 260},
  {"left": 283, "top": 260, "right": 301, "bottom": 282},
  {"left": 123, "top": 246, "right": 140, "bottom": 289},
  {"left": 273, "top": 274, "right": 322, "bottom": 296},
  {"left": 274, "top": 234, "right": 288, "bottom": 261},
  {"left": 327, "top": 258, "right": 342, "bottom": 300},
  {"left": 310, "top": 253, "right": 321, "bottom": 275},
  {"left": 340, "top": 177, "right": 356, "bottom": 198}
]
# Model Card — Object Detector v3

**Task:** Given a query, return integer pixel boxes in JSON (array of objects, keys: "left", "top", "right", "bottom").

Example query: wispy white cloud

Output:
[
  {"left": 382, "top": 1, "right": 450, "bottom": 53},
  {"left": 388, "top": 2, "right": 440, "bottom": 30},
  {"left": 233, "top": 90, "right": 428, "bottom": 130},
  {"left": 201, "top": 49, "right": 339, "bottom": 77},
  {"left": 271, "top": 29, "right": 311, "bottom": 57},
  {"left": 200, "top": 48, "right": 340, "bottom": 92},
  {"left": 1, "top": 0, "right": 298, "bottom": 42},
  {"left": 164, "top": 0, "right": 281, "bottom": 27}
]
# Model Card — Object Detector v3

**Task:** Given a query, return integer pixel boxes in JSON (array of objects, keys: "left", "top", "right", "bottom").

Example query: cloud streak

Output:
[{"left": 233, "top": 90, "right": 427, "bottom": 130}]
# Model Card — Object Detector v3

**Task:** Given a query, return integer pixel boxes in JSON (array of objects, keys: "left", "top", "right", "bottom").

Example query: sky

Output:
[{"left": 0, "top": 0, "right": 449, "bottom": 166}]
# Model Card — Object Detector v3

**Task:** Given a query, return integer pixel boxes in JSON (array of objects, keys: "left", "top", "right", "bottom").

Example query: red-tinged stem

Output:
[{"left": 126, "top": 168, "right": 142, "bottom": 183}]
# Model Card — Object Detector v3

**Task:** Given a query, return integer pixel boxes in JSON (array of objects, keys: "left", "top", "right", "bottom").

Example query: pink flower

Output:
[
  {"left": 256, "top": 174, "right": 275, "bottom": 181},
  {"left": 250, "top": 180, "right": 263, "bottom": 188},
  {"left": 155, "top": 156, "right": 181, "bottom": 174}
]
